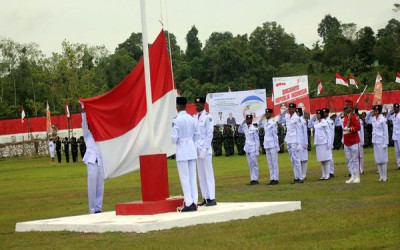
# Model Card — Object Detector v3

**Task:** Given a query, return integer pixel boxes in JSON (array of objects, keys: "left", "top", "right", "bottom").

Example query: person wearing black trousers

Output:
[
  {"left": 55, "top": 136, "right": 62, "bottom": 163},
  {"left": 62, "top": 137, "right": 70, "bottom": 163}
]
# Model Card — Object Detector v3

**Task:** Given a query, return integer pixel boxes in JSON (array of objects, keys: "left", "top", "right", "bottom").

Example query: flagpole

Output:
[{"left": 140, "top": 0, "right": 156, "bottom": 153}]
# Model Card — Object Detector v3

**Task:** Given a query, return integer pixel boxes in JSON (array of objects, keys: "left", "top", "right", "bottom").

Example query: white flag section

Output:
[
  {"left": 21, "top": 106, "right": 25, "bottom": 123},
  {"left": 396, "top": 72, "right": 400, "bottom": 83},
  {"left": 335, "top": 73, "right": 349, "bottom": 87},
  {"left": 349, "top": 74, "right": 358, "bottom": 89},
  {"left": 208, "top": 89, "right": 266, "bottom": 125},
  {"left": 272, "top": 75, "right": 310, "bottom": 115},
  {"left": 79, "top": 30, "right": 177, "bottom": 179}
]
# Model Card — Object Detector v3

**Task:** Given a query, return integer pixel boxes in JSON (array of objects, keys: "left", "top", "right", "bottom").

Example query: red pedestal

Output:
[{"left": 115, "top": 153, "right": 183, "bottom": 215}]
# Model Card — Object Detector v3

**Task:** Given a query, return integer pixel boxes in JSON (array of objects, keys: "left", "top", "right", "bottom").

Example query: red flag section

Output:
[
  {"left": 80, "top": 30, "right": 175, "bottom": 142},
  {"left": 335, "top": 73, "right": 349, "bottom": 87}
]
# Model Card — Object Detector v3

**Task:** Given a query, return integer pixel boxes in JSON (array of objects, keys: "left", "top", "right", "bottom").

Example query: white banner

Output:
[
  {"left": 208, "top": 89, "right": 266, "bottom": 125},
  {"left": 272, "top": 75, "right": 310, "bottom": 117}
]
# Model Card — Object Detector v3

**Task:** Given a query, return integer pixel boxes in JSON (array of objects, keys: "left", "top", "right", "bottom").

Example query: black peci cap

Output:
[
  {"left": 289, "top": 103, "right": 296, "bottom": 108},
  {"left": 194, "top": 97, "right": 206, "bottom": 104},
  {"left": 176, "top": 97, "right": 187, "bottom": 105}
]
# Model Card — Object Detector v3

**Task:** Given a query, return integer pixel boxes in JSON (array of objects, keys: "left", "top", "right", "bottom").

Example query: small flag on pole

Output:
[
  {"left": 335, "top": 73, "right": 349, "bottom": 87},
  {"left": 228, "top": 86, "right": 232, "bottom": 92},
  {"left": 46, "top": 101, "right": 52, "bottom": 134},
  {"left": 205, "top": 90, "right": 209, "bottom": 113},
  {"left": 373, "top": 72, "right": 383, "bottom": 105},
  {"left": 317, "top": 77, "right": 324, "bottom": 95},
  {"left": 65, "top": 101, "right": 70, "bottom": 118},
  {"left": 349, "top": 74, "right": 358, "bottom": 89},
  {"left": 21, "top": 105, "right": 25, "bottom": 123},
  {"left": 396, "top": 72, "right": 400, "bottom": 83}
]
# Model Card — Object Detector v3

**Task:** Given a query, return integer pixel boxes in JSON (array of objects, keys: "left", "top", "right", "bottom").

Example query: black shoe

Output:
[
  {"left": 249, "top": 180, "right": 259, "bottom": 185},
  {"left": 180, "top": 205, "right": 195, "bottom": 212},
  {"left": 94, "top": 210, "right": 101, "bottom": 214},
  {"left": 298, "top": 179, "right": 304, "bottom": 184},
  {"left": 205, "top": 199, "right": 217, "bottom": 207},
  {"left": 272, "top": 180, "right": 279, "bottom": 185},
  {"left": 329, "top": 173, "right": 335, "bottom": 178},
  {"left": 267, "top": 180, "right": 275, "bottom": 185},
  {"left": 198, "top": 199, "right": 207, "bottom": 206},
  {"left": 192, "top": 203, "right": 198, "bottom": 211},
  {"left": 348, "top": 173, "right": 351, "bottom": 177},
  {"left": 290, "top": 179, "right": 299, "bottom": 184},
  {"left": 398, "top": 167, "right": 400, "bottom": 170}
]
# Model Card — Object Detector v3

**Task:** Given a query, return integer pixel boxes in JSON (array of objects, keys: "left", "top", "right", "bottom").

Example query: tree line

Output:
[{"left": 1, "top": 11, "right": 400, "bottom": 120}]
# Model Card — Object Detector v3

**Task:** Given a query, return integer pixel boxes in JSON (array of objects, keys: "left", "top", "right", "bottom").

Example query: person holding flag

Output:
[
  {"left": 342, "top": 100, "right": 361, "bottom": 184},
  {"left": 366, "top": 105, "right": 389, "bottom": 181}
]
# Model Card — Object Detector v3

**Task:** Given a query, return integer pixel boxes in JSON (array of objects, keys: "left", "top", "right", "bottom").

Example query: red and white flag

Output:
[
  {"left": 317, "top": 77, "right": 324, "bottom": 95},
  {"left": 228, "top": 86, "right": 232, "bottom": 92},
  {"left": 205, "top": 90, "right": 209, "bottom": 113},
  {"left": 349, "top": 74, "right": 358, "bottom": 89},
  {"left": 21, "top": 105, "right": 25, "bottom": 123},
  {"left": 46, "top": 101, "right": 52, "bottom": 134},
  {"left": 65, "top": 101, "right": 70, "bottom": 118},
  {"left": 335, "top": 73, "right": 349, "bottom": 87},
  {"left": 396, "top": 72, "right": 400, "bottom": 83},
  {"left": 373, "top": 72, "right": 383, "bottom": 105},
  {"left": 79, "top": 30, "right": 177, "bottom": 179}
]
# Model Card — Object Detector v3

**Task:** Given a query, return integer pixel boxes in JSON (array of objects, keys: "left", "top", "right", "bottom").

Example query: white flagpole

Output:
[{"left": 140, "top": 0, "right": 156, "bottom": 153}]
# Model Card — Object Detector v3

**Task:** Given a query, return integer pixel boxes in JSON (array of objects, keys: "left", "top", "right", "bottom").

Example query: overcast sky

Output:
[{"left": 0, "top": 0, "right": 398, "bottom": 57}]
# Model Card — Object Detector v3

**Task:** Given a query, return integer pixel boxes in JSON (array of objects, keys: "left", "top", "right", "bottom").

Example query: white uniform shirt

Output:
[
  {"left": 326, "top": 118, "right": 335, "bottom": 147},
  {"left": 172, "top": 111, "right": 198, "bottom": 161},
  {"left": 259, "top": 118, "right": 278, "bottom": 149},
  {"left": 48, "top": 140, "right": 55, "bottom": 153},
  {"left": 366, "top": 113, "right": 389, "bottom": 145},
  {"left": 193, "top": 110, "right": 213, "bottom": 155},
  {"left": 238, "top": 123, "right": 260, "bottom": 153},
  {"left": 387, "top": 111, "right": 400, "bottom": 141},
  {"left": 359, "top": 119, "right": 364, "bottom": 145},
  {"left": 81, "top": 112, "right": 102, "bottom": 166},
  {"left": 299, "top": 117, "right": 308, "bottom": 149},
  {"left": 279, "top": 112, "right": 301, "bottom": 144},
  {"left": 309, "top": 118, "right": 332, "bottom": 146}
]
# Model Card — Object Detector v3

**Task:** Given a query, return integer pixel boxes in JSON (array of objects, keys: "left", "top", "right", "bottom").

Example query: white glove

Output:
[
  {"left": 255, "top": 150, "right": 259, "bottom": 156},
  {"left": 382, "top": 144, "right": 388, "bottom": 149},
  {"left": 276, "top": 147, "right": 280, "bottom": 153},
  {"left": 343, "top": 127, "right": 350, "bottom": 132},
  {"left": 199, "top": 148, "right": 206, "bottom": 159},
  {"left": 326, "top": 144, "right": 331, "bottom": 151},
  {"left": 296, "top": 144, "right": 302, "bottom": 152}
]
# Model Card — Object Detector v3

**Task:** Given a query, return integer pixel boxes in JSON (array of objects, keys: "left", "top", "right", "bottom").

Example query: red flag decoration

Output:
[
  {"left": 228, "top": 86, "right": 232, "bottom": 92},
  {"left": 205, "top": 90, "right": 209, "bottom": 113},
  {"left": 335, "top": 73, "right": 349, "bottom": 87},
  {"left": 396, "top": 72, "right": 400, "bottom": 83},
  {"left": 373, "top": 72, "right": 383, "bottom": 105},
  {"left": 21, "top": 105, "right": 25, "bottom": 123},
  {"left": 317, "top": 77, "right": 324, "bottom": 96},
  {"left": 46, "top": 101, "right": 52, "bottom": 134},
  {"left": 65, "top": 101, "right": 70, "bottom": 118},
  {"left": 79, "top": 30, "right": 177, "bottom": 179},
  {"left": 349, "top": 74, "right": 358, "bottom": 89}
]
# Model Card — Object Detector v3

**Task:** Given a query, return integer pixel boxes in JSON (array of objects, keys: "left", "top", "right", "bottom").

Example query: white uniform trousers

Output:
[
  {"left": 265, "top": 148, "right": 279, "bottom": 181},
  {"left": 329, "top": 158, "right": 335, "bottom": 174},
  {"left": 246, "top": 152, "right": 259, "bottom": 181},
  {"left": 394, "top": 140, "right": 400, "bottom": 167},
  {"left": 359, "top": 143, "right": 364, "bottom": 173},
  {"left": 87, "top": 162, "right": 104, "bottom": 214},
  {"left": 373, "top": 143, "right": 388, "bottom": 164},
  {"left": 196, "top": 154, "right": 215, "bottom": 200},
  {"left": 288, "top": 143, "right": 302, "bottom": 180},
  {"left": 177, "top": 160, "right": 198, "bottom": 206},
  {"left": 344, "top": 144, "right": 360, "bottom": 174}
]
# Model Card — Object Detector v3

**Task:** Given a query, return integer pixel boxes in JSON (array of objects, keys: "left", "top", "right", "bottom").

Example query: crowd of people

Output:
[{"left": 47, "top": 135, "right": 86, "bottom": 164}]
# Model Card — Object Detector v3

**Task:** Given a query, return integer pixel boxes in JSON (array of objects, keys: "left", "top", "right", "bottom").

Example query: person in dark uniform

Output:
[
  {"left": 234, "top": 124, "right": 246, "bottom": 155},
  {"left": 212, "top": 125, "right": 223, "bottom": 156},
  {"left": 78, "top": 136, "right": 86, "bottom": 159},
  {"left": 259, "top": 127, "right": 266, "bottom": 154},
  {"left": 55, "top": 136, "right": 62, "bottom": 163},
  {"left": 62, "top": 137, "right": 70, "bottom": 163},
  {"left": 223, "top": 124, "right": 235, "bottom": 156},
  {"left": 70, "top": 137, "right": 78, "bottom": 163}
]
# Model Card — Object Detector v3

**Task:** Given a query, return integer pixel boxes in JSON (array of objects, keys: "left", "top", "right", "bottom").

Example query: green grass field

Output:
[{"left": 1, "top": 146, "right": 400, "bottom": 249}]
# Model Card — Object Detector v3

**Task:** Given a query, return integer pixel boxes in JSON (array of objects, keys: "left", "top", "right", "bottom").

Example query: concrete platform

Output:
[{"left": 15, "top": 201, "right": 301, "bottom": 233}]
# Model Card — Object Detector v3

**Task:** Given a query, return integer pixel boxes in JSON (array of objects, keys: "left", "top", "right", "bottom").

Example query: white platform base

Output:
[{"left": 16, "top": 201, "right": 301, "bottom": 233}]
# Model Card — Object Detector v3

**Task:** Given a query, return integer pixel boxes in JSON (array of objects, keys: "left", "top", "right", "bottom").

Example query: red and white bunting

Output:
[
  {"left": 349, "top": 74, "right": 358, "bottom": 89},
  {"left": 317, "top": 77, "right": 324, "bottom": 95},
  {"left": 335, "top": 73, "right": 349, "bottom": 87}
]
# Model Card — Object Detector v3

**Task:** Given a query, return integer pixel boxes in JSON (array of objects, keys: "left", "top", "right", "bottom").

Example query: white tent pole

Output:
[{"left": 140, "top": 0, "right": 156, "bottom": 153}]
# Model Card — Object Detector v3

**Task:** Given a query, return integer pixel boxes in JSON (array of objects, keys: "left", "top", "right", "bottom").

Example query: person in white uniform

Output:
[
  {"left": 296, "top": 108, "right": 309, "bottom": 180},
  {"left": 309, "top": 110, "right": 332, "bottom": 180},
  {"left": 387, "top": 103, "right": 400, "bottom": 170},
  {"left": 193, "top": 97, "right": 216, "bottom": 207},
  {"left": 278, "top": 103, "right": 303, "bottom": 184},
  {"left": 239, "top": 114, "right": 260, "bottom": 185},
  {"left": 355, "top": 109, "right": 365, "bottom": 173},
  {"left": 366, "top": 105, "right": 389, "bottom": 182},
  {"left": 322, "top": 108, "right": 335, "bottom": 178},
  {"left": 258, "top": 109, "right": 280, "bottom": 185},
  {"left": 81, "top": 105, "right": 104, "bottom": 214},
  {"left": 172, "top": 97, "right": 199, "bottom": 212},
  {"left": 48, "top": 138, "right": 55, "bottom": 164}
]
